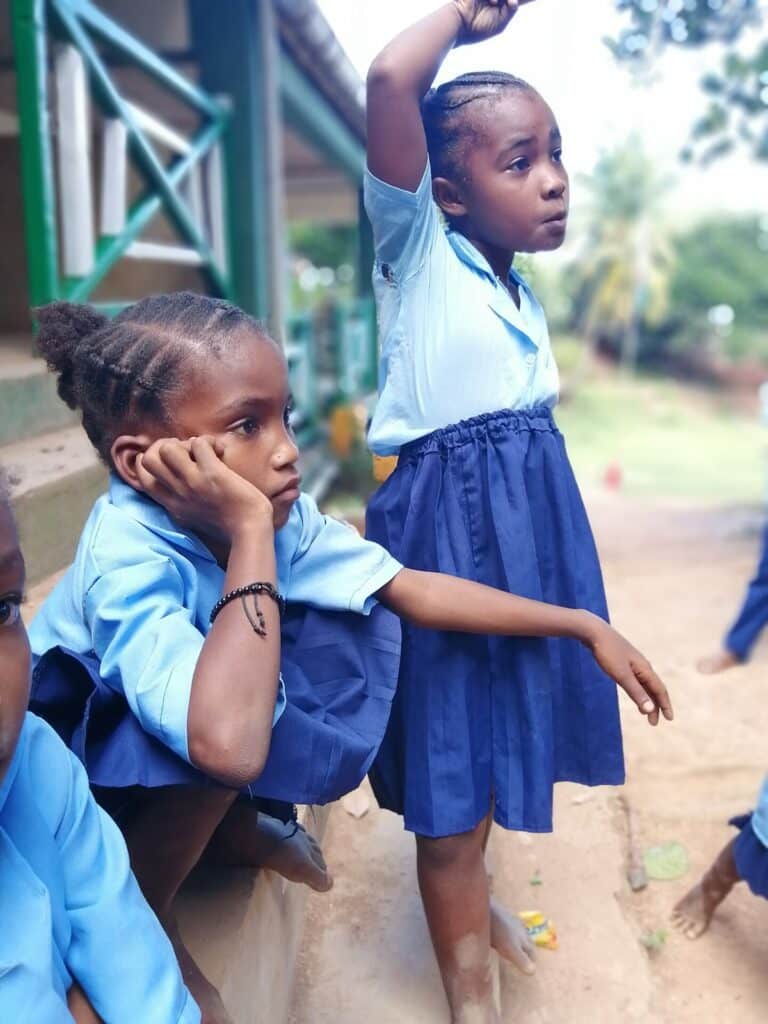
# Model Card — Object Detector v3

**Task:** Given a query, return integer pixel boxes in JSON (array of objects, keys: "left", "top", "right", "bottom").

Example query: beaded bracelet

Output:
[{"left": 209, "top": 582, "right": 286, "bottom": 637}]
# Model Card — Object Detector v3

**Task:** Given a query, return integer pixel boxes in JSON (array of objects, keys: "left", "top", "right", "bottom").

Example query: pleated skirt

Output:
[
  {"left": 30, "top": 602, "right": 401, "bottom": 808},
  {"left": 366, "top": 407, "right": 625, "bottom": 837}
]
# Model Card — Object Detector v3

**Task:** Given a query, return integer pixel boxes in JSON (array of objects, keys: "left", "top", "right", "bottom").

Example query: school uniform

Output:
[
  {"left": 723, "top": 526, "right": 768, "bottom": 661},
  {"left": 364, "top": 161, "right": 625, "bottom": 838},
  {"left": 29, "top": 476, "right": 402, "bottom": 806},
  {"left": 0, "top": 712, "right": 199, "bottom": 1023},
  {"left": 730, "top": 775, "right": 768, "bottom": 899}
]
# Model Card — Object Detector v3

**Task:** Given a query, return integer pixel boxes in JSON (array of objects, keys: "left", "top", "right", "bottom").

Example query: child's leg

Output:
[
  {"left": 671, "top": 837, "right": 741, "bottom": 939},
  {"left": 417, "top": 816, "right": 497, "bottom": 1024},
  {"left": 698, "top": 524, "right": 768, "bottom": 673},
  {"left": 205, "top": 801, "right": 332, "bottom": 892},
  {"left": 119, "top": 784, "right": 239, "bottom": 1024},
  {"left": 480, "top": 815, "right": 537, "bottom": 974}
]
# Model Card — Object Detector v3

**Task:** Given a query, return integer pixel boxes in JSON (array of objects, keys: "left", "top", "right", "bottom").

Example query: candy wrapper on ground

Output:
[{"left": 517, "top": 910, "right": 558, "bottom": 950}]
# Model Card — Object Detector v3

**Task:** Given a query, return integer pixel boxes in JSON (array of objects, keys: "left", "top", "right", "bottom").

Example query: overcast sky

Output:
[{"left": 318, "top": 0, "right": 767, "bottom": 222}]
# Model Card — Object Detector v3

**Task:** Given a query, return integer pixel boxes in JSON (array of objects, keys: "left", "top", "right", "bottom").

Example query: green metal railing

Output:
[{"left": 11, "top": 0, "right": 232, "bottom": 309}]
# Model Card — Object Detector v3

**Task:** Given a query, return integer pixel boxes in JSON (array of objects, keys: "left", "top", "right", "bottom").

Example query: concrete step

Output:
[
  {"left": 0, "top": 340, "right": 78, "bottom": 446},
  {"left": 2, "top": 425, "right": 107, "bottom": 584}
]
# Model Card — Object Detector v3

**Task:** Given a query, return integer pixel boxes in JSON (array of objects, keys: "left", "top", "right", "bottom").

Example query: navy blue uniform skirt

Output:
[
  {"left": 30, "top": 603, "right": 401, "bottom": 808},
  {"left": 730, "top": 812, "right": 768, "bottom": 899},
  {"left": 366, "top": 407, "right": 625, "bottom": 837}
]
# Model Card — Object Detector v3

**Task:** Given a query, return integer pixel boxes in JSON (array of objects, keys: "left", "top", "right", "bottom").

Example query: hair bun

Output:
[{"left": 34, "top": 302, "right": 108, "bottom": 409}]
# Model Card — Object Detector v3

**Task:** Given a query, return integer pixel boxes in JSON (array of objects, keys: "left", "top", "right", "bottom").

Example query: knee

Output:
[{"left": 417, "top": 823, "right": 486, "bottom": 872}]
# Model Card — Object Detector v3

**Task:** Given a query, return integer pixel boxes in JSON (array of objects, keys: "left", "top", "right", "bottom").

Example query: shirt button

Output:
[{"left": 525, "top": 354, "right": 536, "bottom": 367}]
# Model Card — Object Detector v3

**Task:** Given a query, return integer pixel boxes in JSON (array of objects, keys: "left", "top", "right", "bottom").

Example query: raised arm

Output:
[
  {"left": 366, "top": 1, "right": 531, "bottom": 190},
  {"left": 377, "top": 568, "right": 673, "bottom": 726}
]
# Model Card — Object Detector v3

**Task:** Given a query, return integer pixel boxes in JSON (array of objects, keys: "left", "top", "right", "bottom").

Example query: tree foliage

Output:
[{"left": 610, "top": 0, "right": 768, "bottom": 163}]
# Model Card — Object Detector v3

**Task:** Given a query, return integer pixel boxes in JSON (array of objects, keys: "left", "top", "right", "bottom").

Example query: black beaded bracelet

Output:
[{"left": 209, "top": 582, "right": 286, "bottom": 636}]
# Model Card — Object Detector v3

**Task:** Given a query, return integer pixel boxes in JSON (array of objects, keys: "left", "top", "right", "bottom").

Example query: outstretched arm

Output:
[
  {"left": 366, "top": 2, "right": 532, "bottom": 190},
  {"left": 377, "top": 568, "right": 673, "bottom": 726}
]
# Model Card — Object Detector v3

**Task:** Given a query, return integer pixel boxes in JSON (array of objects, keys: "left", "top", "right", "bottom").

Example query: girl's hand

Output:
[
  {"left": 136, "top": 435, "right": 273, "bottom": 543},
  {"left": 452, "top": 0, "right": 535, "bottom": 45},
  {"left": 585, "top": 618, "right": 673, "bottom": 727}
]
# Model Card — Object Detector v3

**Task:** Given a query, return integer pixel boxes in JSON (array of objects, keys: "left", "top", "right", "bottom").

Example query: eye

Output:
[
  {"left": 0, "top": 594, "right": 23, "bottom": 629},
  {"left": 283, "top": 400, "right": 295, "bottom": 429},
  {"left": 552, "top": 148, "right": 563, "bottom": 164},
  {"left": 233, "top": 417, "right": 260, "bottom": 437},
  {"left": 507, "top": 157, "right": 530, "bottom": 173}
]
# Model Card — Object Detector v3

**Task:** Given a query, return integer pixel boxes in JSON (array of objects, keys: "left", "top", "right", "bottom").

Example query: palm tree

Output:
[{"left": 574, "top": 137, "right": 675, "bottom": 371}]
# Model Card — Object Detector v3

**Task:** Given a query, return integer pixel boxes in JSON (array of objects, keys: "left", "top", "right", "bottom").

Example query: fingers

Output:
[
  {"left": 632, "top": 657, "right": 674, "bottom": 722},
  {"left": 618, "top": 670, "right": 658, "bottom": 720}
]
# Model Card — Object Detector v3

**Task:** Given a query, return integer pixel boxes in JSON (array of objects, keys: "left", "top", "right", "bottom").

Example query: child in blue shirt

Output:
[
  {"left": 0, "top": 475, "right": 198, "bottom": 1024},
  {"left": 363, "top": 3, "right": 670, "bottom": 1019},
  {"left": 29, "top": 291, "right": 669, "bottom": 1023}
]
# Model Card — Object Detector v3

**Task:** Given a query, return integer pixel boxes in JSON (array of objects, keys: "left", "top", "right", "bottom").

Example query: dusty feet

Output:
[
  {"left": 490, "top": 899, "right": 536, "bottom": 975},
  {"left": 696, "top": 649, "right": 742, "bottom": 675},
  {"left": 671, "top": 842, "right": 740, "bottom": 939},
  {"left": 207, "top": 805, "right": 333, "bottom": 892}
]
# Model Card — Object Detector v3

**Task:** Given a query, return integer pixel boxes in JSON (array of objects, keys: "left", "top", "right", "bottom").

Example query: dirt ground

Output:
[{"left": 290, "top": 492, "right": 768, "bottom": 1024}]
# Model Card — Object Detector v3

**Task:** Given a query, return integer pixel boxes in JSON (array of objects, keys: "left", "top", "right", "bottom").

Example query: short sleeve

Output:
[
  {"left": 27, "top": 721, "right": 200, "bottom": 1023},
  {"left": 84, "top": 557, "right": 203, "bottom": 764},
  {"left": 363, "top": 160, "right": 442, "bottom": 281},
  {"left": 282, "top": 496, "right": 402, "bottom": 614}
]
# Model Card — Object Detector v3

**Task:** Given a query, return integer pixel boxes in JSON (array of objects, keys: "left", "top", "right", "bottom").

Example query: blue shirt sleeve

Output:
[
  {"left": 363, "top": 160, "right": 442, "bottom": 281},
  {"left": 33, "top": 725, "right": 200, "bottom": 1023},
  {"left": 84, "top": 556, "right": 203, "bottom": 764},
  {"left": 282, "top": 496, "right": 402, "bottom": 614}
]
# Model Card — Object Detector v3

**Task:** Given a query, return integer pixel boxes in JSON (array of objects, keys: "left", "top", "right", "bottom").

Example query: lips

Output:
[
  {"left": 273, "top": 476, "right": 301, "bottom": 499},
  {"left": 543, "top": 209, "right": 568, "bottom": 225}
]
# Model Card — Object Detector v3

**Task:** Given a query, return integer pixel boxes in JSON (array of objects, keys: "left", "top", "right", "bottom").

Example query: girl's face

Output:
[
  {"left": 441, "top": 89, "right": 569, "bottom": 255},
  {"left": 0, "top": 502, "right": 30, "bottom": 787},
  {"left": 171, "top": 332, "right": 301, "bottom": 529}
]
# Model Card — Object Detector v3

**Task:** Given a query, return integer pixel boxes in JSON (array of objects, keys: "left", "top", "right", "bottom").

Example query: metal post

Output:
[
  {"left": 189, "top": 0, "right": 286, "bottom": 339},
  {"left": 11, "top": 0, "right": 60, "bottom": 310}
]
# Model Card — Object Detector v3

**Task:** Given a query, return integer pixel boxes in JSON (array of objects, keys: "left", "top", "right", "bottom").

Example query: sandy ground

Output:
[{"left": 290, "top": 492, "right": 768, "bottom": 1023}]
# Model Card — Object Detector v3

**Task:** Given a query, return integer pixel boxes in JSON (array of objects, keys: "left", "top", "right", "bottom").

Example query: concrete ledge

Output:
[
  {"left": 176, "top": 804, "right": 333, "bottom": 1024},
  {"left": 0, "top": 348, "right": 78, "bottom": 446},
  {"left": 3, "top": 426, "right": 107, "bottom": 583}
]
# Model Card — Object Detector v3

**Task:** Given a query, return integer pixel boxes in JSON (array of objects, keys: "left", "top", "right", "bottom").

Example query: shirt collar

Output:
[
  {"left": 446, "top": 230, "right": 530, "bottom": 293},
  {"left": 108, "top": 474, "right": 218, "bottom": 563}
]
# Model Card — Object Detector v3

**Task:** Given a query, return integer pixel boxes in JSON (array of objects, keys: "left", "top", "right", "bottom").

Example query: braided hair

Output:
[
  {"left": 421, "top": 71, "right": 535, "bottom": 182},
  {"left": 35, "top": 292, "right": 267, "bottom": 466}
]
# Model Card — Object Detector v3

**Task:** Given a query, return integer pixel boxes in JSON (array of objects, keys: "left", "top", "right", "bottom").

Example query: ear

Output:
[
  {"left": 110, "top": 434, "right": 155, "bottom": 491},
  {"left": 432, "top": 176, "right": 467, "bottom": 222}
]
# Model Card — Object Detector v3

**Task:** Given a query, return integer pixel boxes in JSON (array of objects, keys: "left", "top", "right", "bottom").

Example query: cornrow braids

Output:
[
  {"left": 421, "top": 70, "right": 535, "bottom": 182},
  {"left": 35, "top": 292, "right": 267, "bottom": 466}
]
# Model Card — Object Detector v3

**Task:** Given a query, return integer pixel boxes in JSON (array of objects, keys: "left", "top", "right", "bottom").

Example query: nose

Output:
[
  {"left": 543, "top": 174, "right": 566, "bottom": 200},
  {"left": 273, "top": 428, "right": 299, "bottom": 469}
]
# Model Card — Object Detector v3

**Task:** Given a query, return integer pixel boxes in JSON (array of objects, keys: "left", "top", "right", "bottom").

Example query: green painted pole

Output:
[
  {"left": 11, "top": 0, "right": 60, "bottom": 312},
  {"left": 189, "top": 0, "right": 274, "bottom": 323}
]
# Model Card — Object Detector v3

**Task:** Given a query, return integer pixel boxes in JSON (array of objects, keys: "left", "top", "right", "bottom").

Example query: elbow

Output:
[
  {"left": 187, "top": 722, "right": 270, "bottom": 790},
  {"left": 366, "top": 55, "right": 401, "bottom": 98}
]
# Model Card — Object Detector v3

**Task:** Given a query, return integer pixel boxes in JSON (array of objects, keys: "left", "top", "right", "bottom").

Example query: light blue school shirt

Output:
[
  {"left": 0, "top": 713, "right": 199, "bottom": 1024},
  {"left": 364, "top": 161, "right": 560, "bottom": 456},
  {"left": 29, "top": 476, "right": 402, "bottom": 769},
  {"left": 753, "top": 775, "right": 768, "bottom": 847}
]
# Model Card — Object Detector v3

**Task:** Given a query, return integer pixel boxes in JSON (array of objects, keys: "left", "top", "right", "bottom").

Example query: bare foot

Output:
[
  {"left": 696, "top": 650, "right": 741, "bottom": 675},
  {"left": 671, "top": 881, "right": 718, "bottom": 939},
  {"left": 672, "top": 841, "right": 740, "bottom": 940},
  {"left": 490, "top": 899, "right": 536, "bottom": 975},
  {"left": 207, "top": 806, "right": 333, "bottom": 892},
  {"left": 166, "top": 917, "right": 233, "bottom": 1024}
]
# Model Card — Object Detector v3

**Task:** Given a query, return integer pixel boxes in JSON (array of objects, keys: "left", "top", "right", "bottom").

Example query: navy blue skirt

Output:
[
  {"left": 30, "top": 603, "right": 401, "bottom": 807},
  {"left": 731, "top": 812, "right": 768, "bottom": 899},
  {"left": 366, "top": 407, "right": 625, "bottom": 837}
]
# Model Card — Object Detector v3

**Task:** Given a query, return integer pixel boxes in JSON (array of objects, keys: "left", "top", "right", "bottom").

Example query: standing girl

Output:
[
  {"left": 364, "top": 2, "right": 663, "bottom": 1020},
  {"left": 30, "top": 292, "right": 667, "bottom": 1023}
]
